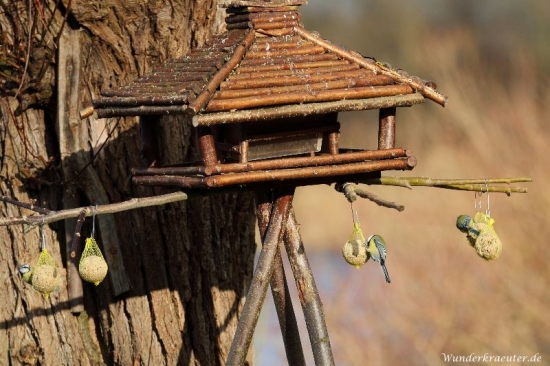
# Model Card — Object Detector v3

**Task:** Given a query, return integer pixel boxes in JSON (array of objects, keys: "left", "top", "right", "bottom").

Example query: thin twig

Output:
[
  {"left": 0, "top": 195, "right": 52, "bottom": 214},
  {"left": 0, "top": 192, "right": 188, "bottom": 226},
  {"left": 355, "top": 188, "right": 405, "bottom": 212},
  {"left": 335, "top": 183, "right": 404, "bottom": 211},
  {"left": 15, "top": 0, "right": 34, "bottom": 98}
]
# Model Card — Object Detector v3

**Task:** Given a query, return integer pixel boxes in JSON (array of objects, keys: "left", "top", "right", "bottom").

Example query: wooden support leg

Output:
[
  {"left": 328, "top": 131, "right": 339, "bottom": 155},
  {"left": 256, "top": 192, "right": 306, "bottom": 366},
  {"left": 226, "top": 189, "right": 295, "bottom": 366},
  {"left": 197, "top": 126, "right": 218, "bottom": 166},
  {"left": 284, "top": 209, "right": 335, "bottom": 366},
  {"left": 378, "top": 107, "right": 396, "bottom": 149}
]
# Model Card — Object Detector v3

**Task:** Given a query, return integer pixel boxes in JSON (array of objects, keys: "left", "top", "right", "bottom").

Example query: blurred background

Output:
[{"left": 254, "top": 0, "right": 550, "bottom": 364}]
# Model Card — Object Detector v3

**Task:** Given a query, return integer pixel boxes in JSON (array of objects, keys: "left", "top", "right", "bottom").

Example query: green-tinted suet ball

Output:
[{"left": 342, "top": 238, "right": 368, "bottom": 268}]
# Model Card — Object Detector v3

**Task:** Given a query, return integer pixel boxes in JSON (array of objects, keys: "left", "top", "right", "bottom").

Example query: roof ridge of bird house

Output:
[{"left": 90, "top": 1, "right": 447, "bottom": 122}]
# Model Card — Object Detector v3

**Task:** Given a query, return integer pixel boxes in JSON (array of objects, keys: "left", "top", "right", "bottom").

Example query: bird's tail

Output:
[{"left": 381, "top": 263, "right": 391, "bottom": 283}]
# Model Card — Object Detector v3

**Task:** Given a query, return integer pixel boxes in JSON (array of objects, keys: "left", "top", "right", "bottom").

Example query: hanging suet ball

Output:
[
  {"left": 472, "top": 212, "right": 502, "bottom": 260},
  {"left": 79, "top": 255, "right": 108, "bottom": 285},
  {"left": 30, "top": 264, "right": 61, "bottom": 297},
  {"left": 342, "top": 222, "right": 368, "bottom": 268},
  {"left": 79, "top": 237, "right": 109, "bottom": 285},
  {"left": 342, "top": 238, "right": 368, "bottom": 268},
  {"left": 456, "top": 213, "right": 502, "bottom": 260}
]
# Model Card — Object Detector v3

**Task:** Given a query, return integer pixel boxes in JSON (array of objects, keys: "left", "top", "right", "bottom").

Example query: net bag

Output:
[
  {"left": 32, "top": 249, "right": 61, "bottom": 298},
  {"left": 79, "top": 237, "right": 109, "bottom": 285}
]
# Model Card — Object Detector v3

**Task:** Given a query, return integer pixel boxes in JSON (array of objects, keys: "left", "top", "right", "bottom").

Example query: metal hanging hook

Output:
[
  {"left": 475, "top": 184, "right": 485, "bottom": 211},
  {"left": 91, "top": 205, "right": 97, "bottom": 238},
  {"left": 350, "top": 202, "right": 360, "bottom": 226},
  {"left": 485, "top": 180, "right": 490, "bottom": 217},
  {"left": 40, "top": 217, "right": 46, "bottom": 251}
]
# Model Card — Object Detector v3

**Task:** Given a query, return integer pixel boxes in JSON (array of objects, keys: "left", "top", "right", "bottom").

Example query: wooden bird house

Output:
[{"left": 88, "top": 0, "right": 447, "bottom": 191}]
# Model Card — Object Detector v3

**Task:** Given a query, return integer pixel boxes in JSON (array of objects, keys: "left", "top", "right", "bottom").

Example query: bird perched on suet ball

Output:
[
  {"left": 19, "top": 264, "right": 33, "bottom": 284},
  {"left": 456, "top": 214, "right": 481, "bottom": 245},
  {"left": 366, "top": 234, "right": 391, "bottom": 283},
  {"left": 456, "top": 212, "right": 502, "bottom": 261},
  {"left": 18, "top": 260, "right": 61, "bottom": 298}
]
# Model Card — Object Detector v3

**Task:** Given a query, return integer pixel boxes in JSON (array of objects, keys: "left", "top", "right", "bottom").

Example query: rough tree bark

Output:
[{"left": 0, "top": 1, "right": 256, "bottom": 365}]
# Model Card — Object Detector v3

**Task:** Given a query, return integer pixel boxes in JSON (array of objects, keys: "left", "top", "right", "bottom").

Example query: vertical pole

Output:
[
  {"left": 239, "top": 141, "right": 249, "bottom": 163},
  {"left": 226, "top": 189, "right": 294, "bottom": 366},
  {"left": 256, "top": 192, "right": 306, "bottom": 366},
  {"left": 58, "top": 29, "right": 84, "bottom": 312},
  {"left": 284, "top": 210, "right": 335, "bottom": 366},
  {"left": 197, "top": 126, "right": 218, "bottom": 166},
  {"left": 328, "top": 132, "right": 339, "bottom": 155},
  {"left": 378, "top": 107, "right": 396, "bottom": 150}
]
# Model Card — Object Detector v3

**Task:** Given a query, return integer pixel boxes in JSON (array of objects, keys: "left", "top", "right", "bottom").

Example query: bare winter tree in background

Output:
[{"left": 0, "top": 1, "right": 256, "bottom": 364}]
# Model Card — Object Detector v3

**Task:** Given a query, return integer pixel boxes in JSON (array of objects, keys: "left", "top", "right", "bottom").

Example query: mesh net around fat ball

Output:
[
  {"left": 32, "top": 249, "right": 61, "bottom": 298},
  {"left": 342, "top": 222, "right": 368, "bottom": 268},
  {"left": 79, "top": 237, "right": 109, "bottom": 286}
]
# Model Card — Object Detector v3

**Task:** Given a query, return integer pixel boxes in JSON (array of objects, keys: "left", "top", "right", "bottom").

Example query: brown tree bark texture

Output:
[{"left": 0, "top": 1, "right": 256, "bottom": 365}]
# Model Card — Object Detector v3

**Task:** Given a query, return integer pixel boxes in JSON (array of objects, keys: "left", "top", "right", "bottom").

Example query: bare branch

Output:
[
  {"left": 363, "top": 176, "right": 531, "bottom": 195},
  {"left": 335, "top": 183, "right": 404, "bottom": 211},
  {"left": 0, "top": 192, "right": 188, "bottom": 227},
  {"left": 354, "top": 188, "right": 405, "bottom": 212}
]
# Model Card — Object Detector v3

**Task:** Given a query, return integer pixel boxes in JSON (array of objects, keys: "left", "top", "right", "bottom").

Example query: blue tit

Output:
[
  {"left": 18, "top": 264, "right": 33, "bottom": 284},
  {"left": 456, "top": 215, "right": 480, "bottom": 237},
  {"left": 366, "top": 234, "right": 391, "bottom": 283}
]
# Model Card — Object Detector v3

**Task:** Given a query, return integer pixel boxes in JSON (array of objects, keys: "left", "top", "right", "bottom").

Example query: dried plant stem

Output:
[
  {"left": 0, "top": 192, "right": 188, "bottom": 226},
  {"left": 364, "top": 177, "right": 531, "bottom": 194}
]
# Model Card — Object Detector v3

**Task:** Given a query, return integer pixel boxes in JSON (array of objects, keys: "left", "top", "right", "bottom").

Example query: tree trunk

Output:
[{"left": 0, "top": 1, "right": 256, "bottom": 365}]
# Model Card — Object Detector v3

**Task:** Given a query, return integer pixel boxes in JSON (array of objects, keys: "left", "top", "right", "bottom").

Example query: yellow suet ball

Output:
[
  {"left": 342, "top": 238, "right": 368, "bottom": 268},
  {"left": 31, "top": 264, "right": 60, "bottom": 297},
  {"left": 79, "top": 255, "right": 108, "bottom": 285}
]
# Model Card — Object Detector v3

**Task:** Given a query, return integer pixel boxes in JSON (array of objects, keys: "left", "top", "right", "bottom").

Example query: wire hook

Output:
[
  {"left": 40, "top": 217, "right": 46, "bottom": 251},
  {"left": 485, "top": 180, "right": 490, "bottom": 217},
  {"left": 350, "top": 202, "right": 360, "bottom": 226},
  {"left": 91, "top": 205, "right": 97, "bottom": 238}
]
